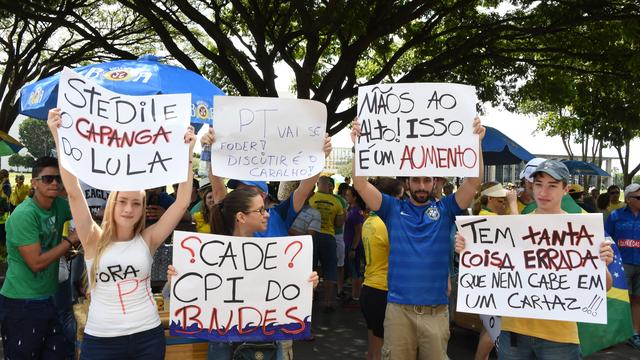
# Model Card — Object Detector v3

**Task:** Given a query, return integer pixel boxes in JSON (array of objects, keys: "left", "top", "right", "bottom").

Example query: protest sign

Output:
[
  {"left": 56, "top": 67, "right": 190, "bottom": 191},
  {"left": 455, "top": 214, "right": 607, "bottom": 324},
  {"left": 211, "top": 96, "right": 326, "bottom": 181},
  {"left": 355, "top": 83, "right": 478, "bottom": 177},
  {"left": 169, "top": 231, "right": 313, "bottom": 342}
]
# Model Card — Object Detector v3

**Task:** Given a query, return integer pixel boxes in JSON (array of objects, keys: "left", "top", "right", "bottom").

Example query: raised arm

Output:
[
  {"left": 292, "top": 133, "right": 333, "bottom": 212},
  {"left": 455, "top": 117, "right": 485, "bottom": 209},
  {"left": 201, "top": 128, "right": 228, "bottom": 204},
  {"left": 143, "top": 127, "right": 196, "bottom": 252},
  {"left": 351, "top": 119, "right": 382, "bottom": 211},
  {"left": 47, "top": 108, "right": 99, "bottom": 251}
]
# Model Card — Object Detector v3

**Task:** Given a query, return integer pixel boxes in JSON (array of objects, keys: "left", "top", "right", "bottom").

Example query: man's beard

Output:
[{"left": 410, "top": 190, "right": 430, "bottom": 204}]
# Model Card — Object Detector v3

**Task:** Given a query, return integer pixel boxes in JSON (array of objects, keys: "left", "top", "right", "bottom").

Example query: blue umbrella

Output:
[
  {"left": 482, "top": 126, "right": 535, "bottom": 165},
  {"left": 560, "top": 159, "right": 610, "bottom": 177},
  {"left": 19, "top": 55, "right": 225, "bottom": 128}
]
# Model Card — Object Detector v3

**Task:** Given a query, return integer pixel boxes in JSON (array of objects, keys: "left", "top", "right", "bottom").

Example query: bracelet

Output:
[{"left": 62, "top": 237, "right": 74, "bottom": 248}]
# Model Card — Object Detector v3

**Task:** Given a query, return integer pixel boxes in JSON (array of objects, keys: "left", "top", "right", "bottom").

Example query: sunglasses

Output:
[
  {"left": 244, "top": 206, "right": 267, "bottom": 215},
  {"left": 34, "top": 175, "right": 62, "bottom": 184},
  {"left": 629, "top": 196, "right": 640, "bottom": 201}
]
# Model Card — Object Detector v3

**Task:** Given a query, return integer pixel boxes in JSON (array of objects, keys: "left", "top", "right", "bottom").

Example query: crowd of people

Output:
[{"left": 0, "top": 109, "right": 638, "bottom": 360}]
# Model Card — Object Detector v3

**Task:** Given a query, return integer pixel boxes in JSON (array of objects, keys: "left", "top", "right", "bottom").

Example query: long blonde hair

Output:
[{"left": 89, "top": 191, "right": 146, "bottom": 289}]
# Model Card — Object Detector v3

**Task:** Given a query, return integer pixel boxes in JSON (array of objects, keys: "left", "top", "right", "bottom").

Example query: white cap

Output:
[
  {"left": 624, "top": 184, "right": 640, "bottom": 199},
  {"left": 520, "top": 158, "right": 546, "bottom": 182},
  {"left": 481, "top": 184, "right": 508, "bottom": 197}
]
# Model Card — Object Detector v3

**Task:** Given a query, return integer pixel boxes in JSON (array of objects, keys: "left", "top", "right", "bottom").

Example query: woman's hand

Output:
[
  {"left": 472, "top": 116, "right": 486, "bottom": 140},
  {"left": 167, "top": 264, "right": 178, "bottom": 282},
  {"left": 600, "top": 240, "right": 614, "bottom": 265},
  {"left": 201, "top": 127, "right": 215, "bottom": 146},
  {"left": 308, "top": 271, "right": 319, "bottom": 289},
  {"left": 454, "top": 232, "right": 466, "bottom": 254},
  {"left": 323, "top": 133, "right": 333, "bottom": 158},
  {"left": 184, "top": 126, "right": 196, "bottom": 152}
]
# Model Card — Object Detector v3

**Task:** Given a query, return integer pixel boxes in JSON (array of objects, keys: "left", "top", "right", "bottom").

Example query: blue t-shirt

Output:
[
  {"left": 377, "top": 193, "right": 462, "bottom": 305},
  {"left": 605, "top": 206, "right": 640, "bottom": 265},
  {"left": 255, "top": 197, "right": 298, "bottom": 237}
]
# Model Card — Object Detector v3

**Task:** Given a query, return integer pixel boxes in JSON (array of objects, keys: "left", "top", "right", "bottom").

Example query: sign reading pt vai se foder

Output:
[
  {"left": 169, "top": 231, "right": 313, "bottom": 342},
  {"left": 57, "top": 67, "right": 190, "bottom": 191},
  {"left": 211, "top": 96, "right": 327, "bottom": 181},
  {"left": 455, "top": 214, "right": 607, "bottom": 324},
  {"left": 356, "top": 83, "right": 478, "bottom": 177}
]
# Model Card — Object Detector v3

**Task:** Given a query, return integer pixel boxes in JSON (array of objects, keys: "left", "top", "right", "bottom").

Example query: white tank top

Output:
[{"left": 84, "top": 234, "right": 160, "bottom": 337}]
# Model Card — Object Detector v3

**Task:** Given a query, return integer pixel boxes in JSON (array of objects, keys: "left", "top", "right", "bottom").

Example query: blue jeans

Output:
[
  {"left": 53, "top": 278, "right": 77, "bottom": 360},
  {"left": 207, "top": 341, "right": 286, "bottom": 360},
  {"left": 80, "top": 324, "right": 165, "bottom": 360},
  {"left": 0, "top": 295, "right": 67, "bottom": 360},
  {"left": 497, "top": 331, "right": 581, "bottom": 360}
]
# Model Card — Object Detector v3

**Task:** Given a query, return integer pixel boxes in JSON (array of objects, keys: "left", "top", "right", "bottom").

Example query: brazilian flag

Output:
[
  {"left": 578, "top": 241, "right": 634, "bottom": 356},
  {"left": 522, "top": 195, "right": 634, "bottom": 356}
]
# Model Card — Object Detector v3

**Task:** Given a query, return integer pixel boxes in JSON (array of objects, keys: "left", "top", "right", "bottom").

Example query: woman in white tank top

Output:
[{"left": 48, "top": 108, "right": 196, "bottom": 360}]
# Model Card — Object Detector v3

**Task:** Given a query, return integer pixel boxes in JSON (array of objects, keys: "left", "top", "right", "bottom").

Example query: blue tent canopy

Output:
[
  {"left": 482, "top": 126, "right": 535, "bottom": 165},
  {"left": 560, "top": 159, "right": 610, "bottom": 177}
]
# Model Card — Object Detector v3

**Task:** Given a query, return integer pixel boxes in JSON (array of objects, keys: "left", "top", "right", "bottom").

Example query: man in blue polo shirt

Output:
[
  {"left": 351, "top": 117, "right": 485, "bottom": 360},
  {"left": 605, "top": 183, "right": 640, "bottom": 349}
]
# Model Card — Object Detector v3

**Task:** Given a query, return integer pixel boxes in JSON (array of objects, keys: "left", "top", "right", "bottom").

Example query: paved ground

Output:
[{"left": 294, "top": 297, "right": 638, "bottom": 359}]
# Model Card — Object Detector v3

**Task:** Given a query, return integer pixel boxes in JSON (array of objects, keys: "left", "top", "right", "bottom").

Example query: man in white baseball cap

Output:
[{"left": 516, "top": 158, "right": 546, "bottom": 212}]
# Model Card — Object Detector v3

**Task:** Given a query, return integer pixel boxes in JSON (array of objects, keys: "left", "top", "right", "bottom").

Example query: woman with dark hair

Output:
[
  {"left": 343, "top": 186, "right": 366, "bottom": 306},
  {"left": 193, "top": 187, "right": 215, "bottom": 233},
  {"left": 170, "top": 187, "right": 319, "bottom": 360}
]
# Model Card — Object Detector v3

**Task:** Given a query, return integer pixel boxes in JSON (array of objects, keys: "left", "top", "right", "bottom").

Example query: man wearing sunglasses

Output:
[
  {"left": 0, "top": 156, "right": 77, "bottom": 359},
  {"left": 605, "top": 183, "right": 640, "bottom": 350}
]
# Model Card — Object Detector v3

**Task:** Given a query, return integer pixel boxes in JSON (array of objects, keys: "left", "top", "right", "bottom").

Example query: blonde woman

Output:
[{"left": 48, "top": 108, "right": 195, "bottom": 360}]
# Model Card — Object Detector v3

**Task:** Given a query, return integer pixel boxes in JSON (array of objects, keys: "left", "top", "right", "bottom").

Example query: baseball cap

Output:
[
  {"left": 531, "top": 160, "right": 570, "bottom": 183},
  {"left": 568, "top": 184, "right": 584, "bottom": 193},
  {"left": 624, "top": 184, "right": 640, "bottom": 199},
  {"left": 481, "top": 183, "right": 508, "bottom": 197},
  {"left": 520, "top": 158, "right": 546, "bottom": 182},
  {"left": 227, "top": 179, "right": 268, "bottom": 193}
]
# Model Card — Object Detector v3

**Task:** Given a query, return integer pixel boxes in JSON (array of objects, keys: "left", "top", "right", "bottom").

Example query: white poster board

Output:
[
  {"left": 169, "top": 231, "right": 313, "bottom": 342},
  {"left": 57, "top": 67, "right": 190, "bottom": 191},
  {"left": 211, "top": 96, "right": 326, "bottom": 181},
  {"left": 355, "top": 83, "right": 478, "bottom": 177},
  {"left": 455, "top": 214, "right": 607, "bottom": 324}
]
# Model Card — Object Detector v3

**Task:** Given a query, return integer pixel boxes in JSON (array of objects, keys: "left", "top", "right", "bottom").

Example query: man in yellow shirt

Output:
[
  {"left": 309, "top": 175, "right": 345, "bottom": 312},
  {"left": 607, "top": 185, "right": 625, "bottom": 214},
  {"left": 9, "top": 174, "right": 31, "bottom": 210},
  {"left": 457, "top": 160, "right": 614, "bottom": 359}
]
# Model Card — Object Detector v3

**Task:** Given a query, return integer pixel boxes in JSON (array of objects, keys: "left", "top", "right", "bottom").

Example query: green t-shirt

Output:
[{"left": 1, "top": 196, "right": 71, "bottom": 299}]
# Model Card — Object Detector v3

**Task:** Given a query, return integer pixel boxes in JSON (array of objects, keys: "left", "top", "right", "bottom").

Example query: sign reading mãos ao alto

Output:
[
  {"left": 355, "top": 83, "right": 479, "bottom": 177},
  {"left": 455, "top": 214, "right": 608, "bottom": 324},
  {"left": 169, "top": 231, "right": 313, "bottom": 342},
  {"left": 56, "top": 67, "right": 190, "bottom": 191}
]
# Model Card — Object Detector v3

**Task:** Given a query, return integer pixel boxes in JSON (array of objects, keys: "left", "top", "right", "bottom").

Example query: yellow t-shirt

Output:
[
  {"left": 516, "top": 199, "right": 527, "bottom": 214},
  {"left": 501, "top": 317, "right": 579, "bottom": 344},
  {"left": 362, "top": 214, "right": 389, "bottom": 291},
  {"left": 10, "top": 183, "right": 31, "bottom": 207},
  {"left": 193, "top": 211, "right": 211, "bottom": 234},
  {"left": 606, "top": 202, "right": 624, "bottom": 213},
  {"left": 478, "top": 209, "right": 497, "bottom": 216},
  {"left": 309, "top": 192, "right": 344, "bottom": 236}
]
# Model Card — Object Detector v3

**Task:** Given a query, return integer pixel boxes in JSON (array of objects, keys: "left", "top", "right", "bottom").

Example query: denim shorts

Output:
[{"left": 80, "top": 324, "right": 165, "bottom": 360}]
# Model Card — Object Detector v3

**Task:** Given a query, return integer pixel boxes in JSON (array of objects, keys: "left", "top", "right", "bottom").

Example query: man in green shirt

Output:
[{"left": 0, "top": 156, "right": 76, "bottom": 359}]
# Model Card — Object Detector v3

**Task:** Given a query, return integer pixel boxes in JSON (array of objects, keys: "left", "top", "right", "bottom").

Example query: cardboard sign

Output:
[
  {"left": 169, "top": 231, "right": 313, "bottom": 342},
  {"left": 455, "top": 214, "right": 607, "bottom": 324},
  {"left": 57, "top": 67, "right": 190, "bottom": 191},
  {"left": 356, "top": 83, "right": 478, "bottom": 177},
  {"left": 211, "top": 96, "right": 326, "bottom": 181}
]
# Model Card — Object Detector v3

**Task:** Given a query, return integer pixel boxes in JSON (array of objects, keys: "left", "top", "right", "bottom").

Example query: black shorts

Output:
[{"left": 360, "top": 285, "right": 388, "bottom": 338}]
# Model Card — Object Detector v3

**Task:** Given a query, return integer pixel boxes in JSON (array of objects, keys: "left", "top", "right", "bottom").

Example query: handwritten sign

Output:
[
  {"left": 169, "top": 231, "right": 313, "bottom": 342},
  {"left": 355, "top": 83, "right": 478, "bottom": 177},
  {"left": 211, "top": 96, "right": 326, "bottom": 181},
  {"left": 57, "top": 67, "right": 190, "bottom": 191},
  {"left": 455, "top": 214, "right": 607, "bottom": 324}
]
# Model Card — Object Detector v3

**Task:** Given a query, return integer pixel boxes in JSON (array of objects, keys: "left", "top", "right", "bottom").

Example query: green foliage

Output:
[
  {"left": 18, "top": 118, "right": 55, "bottom": 158},
  {"left": 8, "top": 153, "right": 35, "bottom": 169}
]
